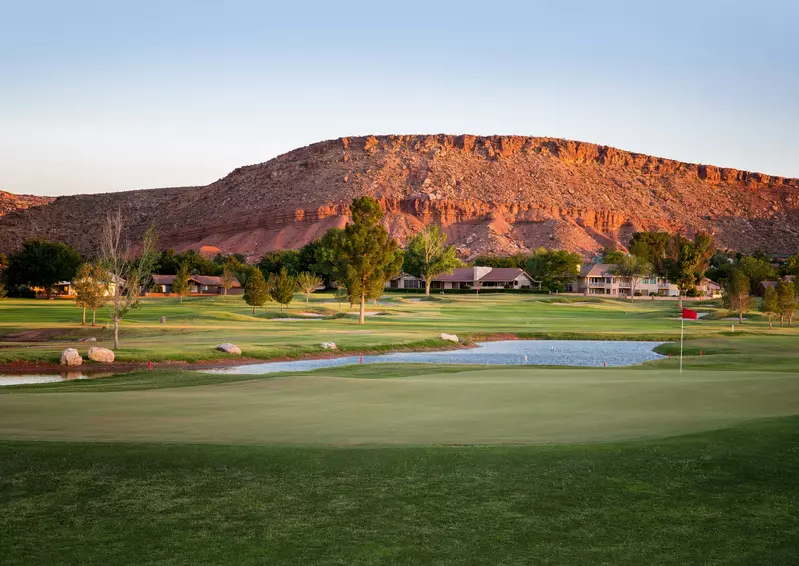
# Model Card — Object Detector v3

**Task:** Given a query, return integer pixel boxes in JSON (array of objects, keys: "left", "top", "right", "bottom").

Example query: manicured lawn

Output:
[
  {"left": 2, "top": 293, "right": 798, "bottom": 564},
  {"left": 1, "top": 293, "right": 793, "bottom": 364},
  {"left": 1, "top": 366, "right": 798, "bottom": 445},
  {"left": 2, "top": 417, "right": 798, "bottom": 565}
]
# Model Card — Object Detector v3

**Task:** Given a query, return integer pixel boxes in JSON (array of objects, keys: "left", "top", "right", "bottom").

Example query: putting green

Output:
[{"left": 1, "top": 367, "right": 798, "bottom": 444}]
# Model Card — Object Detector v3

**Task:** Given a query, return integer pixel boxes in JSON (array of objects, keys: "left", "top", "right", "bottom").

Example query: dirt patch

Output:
[{"left": 1, "top": 328, "right": 69, "bottom": 342}]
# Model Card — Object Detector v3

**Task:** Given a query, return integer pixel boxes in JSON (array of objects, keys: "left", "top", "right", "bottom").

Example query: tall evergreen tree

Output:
[
  {"left": 330, "top": 197, "right": 403, "bottom": 324},
  {"left": 271, "top": 267, "right": 296, "bottom": 311},
  {"left": 403, "top": 225, "right": 461, "bottom": 295},
  {"left": 243, "top": 269, "right": 269, "bottom": 314}
]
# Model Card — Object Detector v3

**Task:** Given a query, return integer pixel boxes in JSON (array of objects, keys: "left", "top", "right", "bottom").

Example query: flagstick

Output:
[{"left": 679, "top": 316, "right": 684, "bottom": 374}]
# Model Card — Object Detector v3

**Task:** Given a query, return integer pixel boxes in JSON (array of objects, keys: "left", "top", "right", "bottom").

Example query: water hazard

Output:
[{"left": 205, "top": 340, "right": 666, "bottom": 375}]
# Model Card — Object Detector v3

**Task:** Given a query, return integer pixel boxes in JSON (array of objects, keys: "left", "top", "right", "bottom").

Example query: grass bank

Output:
[{"left": 2, "top": 417, "right": 798, "bottom": 564}]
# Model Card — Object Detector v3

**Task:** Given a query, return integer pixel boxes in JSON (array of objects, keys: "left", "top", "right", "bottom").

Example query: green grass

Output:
[
  {"left": 1, "top": 365, "right": 798, "bottom": 444},
  {"left": 2, "top": 294, "right": 798, "bottom": 563},
  {"left": 2, "top": 417, "right": 798, "bottom": 565},
  {"left": 1, "top": 293, "right": 793, "bottom": 364}
]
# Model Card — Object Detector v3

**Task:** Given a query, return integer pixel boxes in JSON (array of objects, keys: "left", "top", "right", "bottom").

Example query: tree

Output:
[
  {"left": 784, "top": 253, "right": 799, "bottom": 278},
  {"left": 220, "top": 266, "right": 237, "bottom": 296},
  {"left": 603, "top": 247, "right": 625, "bottom": 264},
  {"left": 5, "top": 239, "right": 82, "bottom": 298},
  {"left": 257, "top": 250, "right": 301, "bottom": 277},
  {"left": 629, "top": 231, "right": 671, "bottom": 276},
  {"left": 0, "top": 281, "right": 6, "bottom": 300},
  {"left": 295, "top": 272, "right": 323, "bottom": 306},
  {"left": 0, "top": 252, "right": 7, "bottom": 267},
  {"left": 271, "top": 267, "right": 296, "bottom": 311},
  {"left": 171, "top": 263, "right": 191, "bottom": 303},
  {"left": 723, "top": 270, "right": 751, "bottom": 324},
  {"left": 761, "top": 286, "right": 780, "bottom": 329},
  {"left": 665, "top": 233, "right": 714, "bottom": 309},
  {"left": 329, "top": 197, "right": 403, "bottom": 324},
  {"left": 738, "top": 256, "right": 777, "bottom": 294},
  {"left": 100, "top": 211, "right": 159, "bottom": 350},
  {"left": 73, "top": 263, "right": 110, "bottom": 326},
  {"left": 469, "top": 253, "right": 528, "bottom": 269},
  {"left": 526, "top": 249, "right": 580, "bottom": 291},
  {"left": 243, "top": 269, "right": 269, "bottom": 314},
  {"left": 607, "top": 255, "right": 655, "bottom": 300},
  {"left": 777, "top": 280, "right": 797, "bottom": 327},
  {"left": 403, "top": 225, "right": 462, "bottom": 295}
]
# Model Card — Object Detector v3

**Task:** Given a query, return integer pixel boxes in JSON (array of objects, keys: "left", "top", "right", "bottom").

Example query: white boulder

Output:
[
  {"left": 216, "top": 343, "right": 242, "bottom": 355},
  {"left": 440, "top": 333, "right": 459, "bottom": 343},
  {"left": 60, "top": 348, "right": 83, "bottom": 366},
  {"left": 87, "top": 347, "right": 115, "bottom": 363},
  {"left": 320, "top": 342, "right": 337, "bottom": 349}
]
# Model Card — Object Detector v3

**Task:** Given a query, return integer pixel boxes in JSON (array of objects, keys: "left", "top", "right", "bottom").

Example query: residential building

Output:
[
  {"left": 575, "top": 263, "right": 679, "bottom": 297},
  {"left": 575, "top": 264, "right": 722, "bottom": 298},
  {"left": 387, "top": 267, "right": 537, "bottom": 290},
  {"left": 152, "top": 274, "right": 242, "bottom": 295}
]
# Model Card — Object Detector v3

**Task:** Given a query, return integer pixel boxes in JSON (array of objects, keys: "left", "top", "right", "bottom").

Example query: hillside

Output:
[
  {"left": 1, "top": 135, "right": 798, "bottom": 258},
  {"left": 0, "top": 191, "right": 53, "bottom": 218}
]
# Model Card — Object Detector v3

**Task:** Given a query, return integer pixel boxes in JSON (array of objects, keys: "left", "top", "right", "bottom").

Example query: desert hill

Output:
[
  {"left": 0, "top": 191, "right": 53, "bottom": 218},
  {"left": 1, "top": 135, "right": 798, "bottom": 258}
]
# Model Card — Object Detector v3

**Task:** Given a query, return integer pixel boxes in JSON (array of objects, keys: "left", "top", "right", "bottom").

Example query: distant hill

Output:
[
  {"left": 0, "top": 135, "right": 798, "bottom": 258},
  {"left": 0, "top": 190, "right": 53, "bottom": 218}
]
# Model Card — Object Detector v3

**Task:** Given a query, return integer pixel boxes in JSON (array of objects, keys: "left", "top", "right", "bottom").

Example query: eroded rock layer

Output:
[{"left": 1, "top": 135, "right": 798, "bottom": 258}]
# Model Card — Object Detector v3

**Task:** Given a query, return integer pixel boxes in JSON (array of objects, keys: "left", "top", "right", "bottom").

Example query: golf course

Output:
[{"left": 1, "top": 293, "right": 798, "bottom": 564}]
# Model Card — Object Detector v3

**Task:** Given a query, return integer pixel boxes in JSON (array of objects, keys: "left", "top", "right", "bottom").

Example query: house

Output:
[
  {"left": 387, "top": 267, "right": 537, "bottom": 290},
  {"left": 697, "top": 278, "right": 723, "bottom": 298},
  {"left": 50, "top": 274, "right": 125, "bottom": 298},
  {"left": 757, "top": 275, "right": 795, "bottom": 297},
  {"left": 152, "top": 274, "right": 242, "bottom": 295},
  {"left": 575, "top": 263, "right": 679, "bottom": 297}
]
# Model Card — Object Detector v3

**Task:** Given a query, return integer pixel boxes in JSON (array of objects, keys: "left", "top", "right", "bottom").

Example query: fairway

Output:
[{"left": 2, "top": 367, "right": 798, "bottom": 444}]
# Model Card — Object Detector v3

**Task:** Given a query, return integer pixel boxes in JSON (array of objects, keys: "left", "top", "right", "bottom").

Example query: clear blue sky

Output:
[{"left": 2, "top": 0, "right": 797, "bottom": 196}]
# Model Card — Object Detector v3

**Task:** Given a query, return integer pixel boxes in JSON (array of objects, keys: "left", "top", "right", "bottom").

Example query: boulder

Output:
[
  {"left": 87, "top": 347, "right": 115, "bottom": 363},
  {"left": 60, "top": 348, "right": 83, "bottom": 366},
  {"left": 320, "top": 342, "right": 337, "bottom": 349},
  {"left": 216, "top": 343, "right": 242, "bottom": 355},
  {"left": 440, "top": 333, "right": 459, "bottom": 343}
]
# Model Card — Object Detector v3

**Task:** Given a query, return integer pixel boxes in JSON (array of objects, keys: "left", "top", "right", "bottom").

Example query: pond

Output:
[
  {"left": 0, "top": 371, "right": 118, "bottom": 387},
  {"left": 205, "top": 340, "right": 666, "bottom": 375}
]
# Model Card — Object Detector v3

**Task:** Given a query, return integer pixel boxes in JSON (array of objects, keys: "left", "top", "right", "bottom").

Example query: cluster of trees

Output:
[
  {"left": 724, "top": 271, "right": 796, "bottom": 326},
  {"left": 245, "top": 197, "right": 403, "bottom": 323},
  {"left": 243, "top": 268, "right": 323, "bottom": 313}
]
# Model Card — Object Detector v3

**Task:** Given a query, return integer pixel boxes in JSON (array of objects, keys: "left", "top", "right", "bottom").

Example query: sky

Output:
[{"left": 1, "top": 0, "right": 797, "bottom": 196}]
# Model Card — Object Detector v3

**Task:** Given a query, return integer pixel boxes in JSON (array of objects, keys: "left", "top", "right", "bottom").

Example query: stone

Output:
[
  {"left": 440, "top": 333, "right": 459, "bottom": 343},
  {"left": 320, "top": 342, "right": 337, "bottom": 349},
  {"left": 87, "top": 347, "right": 115, "bottom": 363},
  {"left": 60, "top": 348, "right": 83, "bottom": 366},
  {"left": 160, "top": 316, "right": 166, "bottom": 324},
  {"left": 216, "top": 343, "right": 241, "bottom": 355}
]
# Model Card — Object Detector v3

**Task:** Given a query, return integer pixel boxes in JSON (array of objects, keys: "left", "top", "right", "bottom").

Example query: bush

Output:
[{"left": 9, "top": 285, "right": 36, "bottom": 298}]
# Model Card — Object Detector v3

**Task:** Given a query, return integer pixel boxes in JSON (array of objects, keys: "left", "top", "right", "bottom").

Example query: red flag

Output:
[{"left": 682, "top": 308, "right": 698, "bottom": 320}]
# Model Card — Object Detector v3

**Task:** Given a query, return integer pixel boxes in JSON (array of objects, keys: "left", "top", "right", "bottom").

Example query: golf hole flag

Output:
[{"left": 679, "top": 308, "right": 698, "bottom": 373}]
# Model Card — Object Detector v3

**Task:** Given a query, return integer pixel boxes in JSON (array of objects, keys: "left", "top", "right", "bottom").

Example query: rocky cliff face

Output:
[{"left": 1, "top": 135, "right": 798, "bottom": 258}]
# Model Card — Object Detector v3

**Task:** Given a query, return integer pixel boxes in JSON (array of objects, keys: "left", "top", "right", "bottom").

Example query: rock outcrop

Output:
[
  {"left": 216, "top": 343, "right": 242, "bottom": 355},
  {"left": 60, "top": 348, "right": 83, "bottom": 367},
  {"left": 87, "top": 347, "right": 115, "bottom": 363},
  {"left": 0, "top": 190, "right": 52, "bottom": 218},
  {"left": 1, "top": 135, "right": 798, "bottom": 257}
]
